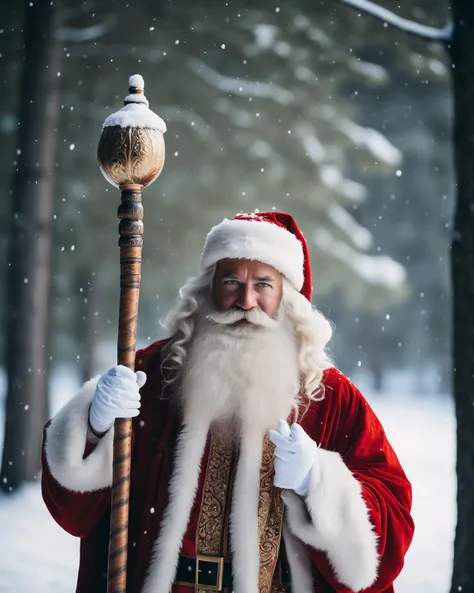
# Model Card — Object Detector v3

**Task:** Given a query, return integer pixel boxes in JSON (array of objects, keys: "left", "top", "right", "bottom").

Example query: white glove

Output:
[
  {"left": 88, "top": 365, "right": 146, "bottom": 435},
  {"left": 268, "top": 419, "right": 320, "bottom": 497}
]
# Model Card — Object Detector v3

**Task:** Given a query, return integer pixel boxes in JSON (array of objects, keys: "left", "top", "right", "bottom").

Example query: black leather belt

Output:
[
  {"left": 175, "top": 555, "right": 291, "bottom": 591},
  {"left": 175, "top": 555, "right": 232, "bottom": 590}
]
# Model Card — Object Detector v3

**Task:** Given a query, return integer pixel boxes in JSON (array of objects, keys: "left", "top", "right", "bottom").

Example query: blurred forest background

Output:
[
  {"left": 0, "top": 0, "right": 453, "bottom": 389},
  {"left": 5, "top": 0, "right": 473, "bottom": 591}
]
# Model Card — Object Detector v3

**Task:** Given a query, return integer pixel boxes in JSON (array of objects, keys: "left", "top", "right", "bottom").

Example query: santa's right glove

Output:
[{"left": 89, "top": 365, "right": 146, "bottom": 435}]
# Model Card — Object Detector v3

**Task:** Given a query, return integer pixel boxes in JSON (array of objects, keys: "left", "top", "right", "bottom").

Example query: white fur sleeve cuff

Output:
[
  {"left": 282, "top": 449, "right": 379, "bottom": 592},
  {"left": 44, "top": 377, "right": 114, "bottom": 492}
]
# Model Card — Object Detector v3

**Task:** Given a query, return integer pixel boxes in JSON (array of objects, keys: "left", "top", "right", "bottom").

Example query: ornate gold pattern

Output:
[
  {"left": 194, "top": 433, "right": 286, "bottom": 593},
  {"left": 258, "top": 435, "right": 285, "bottom": 593},
  {"left": 195, "top": 432, "right": 234, "bottom": 593},
  {"left": 196, "top": 434, "right": 234, "bottom": 556}
]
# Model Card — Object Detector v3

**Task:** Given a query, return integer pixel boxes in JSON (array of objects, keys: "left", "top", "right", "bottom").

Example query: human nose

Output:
[{"left": 236, "top": 284, "right": 258, "bottom": 310}]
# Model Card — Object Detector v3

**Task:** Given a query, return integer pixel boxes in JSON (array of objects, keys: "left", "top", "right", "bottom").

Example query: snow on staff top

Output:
[{"left": 102, "top": 74, "right": 167, "bottom": 132}]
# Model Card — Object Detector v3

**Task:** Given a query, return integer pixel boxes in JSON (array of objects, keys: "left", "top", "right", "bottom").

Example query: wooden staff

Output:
[{"left": 97, "top": 75, "right": 166, "bottom": 593}]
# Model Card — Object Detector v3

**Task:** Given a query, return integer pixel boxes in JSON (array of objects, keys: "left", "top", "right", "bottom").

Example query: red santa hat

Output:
[{"left": 201, "top": 211, "right": 312, "bottom": 301}]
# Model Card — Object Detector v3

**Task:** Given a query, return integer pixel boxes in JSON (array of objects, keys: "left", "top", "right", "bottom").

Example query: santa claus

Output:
[{"left": 42, "top": 211, "right": 414, "bottom": 593}]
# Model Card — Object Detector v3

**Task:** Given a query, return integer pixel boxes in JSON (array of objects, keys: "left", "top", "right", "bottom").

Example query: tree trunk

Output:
[
  {"left": 449, "top": 3, "right": 474, "bottom": 590},
  {"left": 0, "top": 0, "right": 61, "bottom": 492}
]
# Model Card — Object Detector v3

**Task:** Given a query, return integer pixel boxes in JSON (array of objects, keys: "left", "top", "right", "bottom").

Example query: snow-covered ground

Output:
[{"left": 0, "top": 369, "right": 455, "bottom": 593}]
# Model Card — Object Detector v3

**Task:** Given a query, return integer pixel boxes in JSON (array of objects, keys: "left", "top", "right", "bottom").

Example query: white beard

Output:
[
  {"left": 142, "top": 307, "right": 301, "bottom": 593},
  {"left": 178, "top": 307, "right": 300, "bottom": 439}
]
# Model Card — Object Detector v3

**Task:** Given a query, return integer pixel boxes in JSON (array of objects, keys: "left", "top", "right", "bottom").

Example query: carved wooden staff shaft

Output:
[
  {"left": 98, "top": 73, "right": 166, "bottom": 593},
  {"left": 108, "top": 184, "right": 144, "bottom": 593}
]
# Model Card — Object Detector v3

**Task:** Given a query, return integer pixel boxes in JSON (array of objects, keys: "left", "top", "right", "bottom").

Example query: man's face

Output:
[{"left": 212, "top": 258, "right": 283, "bottom": 324}]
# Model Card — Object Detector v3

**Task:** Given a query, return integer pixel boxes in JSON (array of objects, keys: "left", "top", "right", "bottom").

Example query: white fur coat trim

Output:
[
  {"left": 282, "top": 521, "right": 314, "bottom": 593},
  {"left": 141, "top": 421, "right": 210, "bottom": 593},
  {"left": 44, "top": 377, "right": 115, "bottom": 492},
  {"left": 282, "top": 449, "right": 379, "bottom": 592},
  {"left": 229, "top": 433, "right": 263, "bottom": 593}
]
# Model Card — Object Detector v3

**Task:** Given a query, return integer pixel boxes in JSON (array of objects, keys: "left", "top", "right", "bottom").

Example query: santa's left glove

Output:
[{"left": 268, "top": 419, "right": 320, "bottom": 497}]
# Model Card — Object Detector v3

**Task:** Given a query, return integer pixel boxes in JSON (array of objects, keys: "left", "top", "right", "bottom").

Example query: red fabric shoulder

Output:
[
  {"left": 299, "top": 367, "right": 365, "bottom": 448},
  {"left": 135, "top": 338, "right": 170, "bottom": 371},
  {"left": 302, "top": 366, "right": 407, "bottom": 468},
  {"left": 322, "top": 366, "right": 359, "bottom": 401},
  {"left": 321, "top": 366, "right": 377, "bottom": 426}
]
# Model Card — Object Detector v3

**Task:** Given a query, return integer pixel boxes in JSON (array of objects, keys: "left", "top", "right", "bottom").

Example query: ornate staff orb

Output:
[{"left": 98, "top": 74, "right": 166, "bottom": 189}]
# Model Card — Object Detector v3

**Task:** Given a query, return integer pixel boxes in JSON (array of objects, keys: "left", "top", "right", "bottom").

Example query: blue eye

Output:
[{"left": 256, "top": 282, "right": 272, "bottom": 289}]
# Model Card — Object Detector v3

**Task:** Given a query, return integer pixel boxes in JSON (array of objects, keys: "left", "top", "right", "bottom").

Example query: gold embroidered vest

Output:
[{"left": 195, "top": 432, "right": 286, "bottom": 593}]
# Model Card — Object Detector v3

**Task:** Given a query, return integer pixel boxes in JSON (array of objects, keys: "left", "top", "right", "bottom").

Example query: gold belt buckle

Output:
[{"left": 195, "top": 554, "right": 225, "bottom": 591}]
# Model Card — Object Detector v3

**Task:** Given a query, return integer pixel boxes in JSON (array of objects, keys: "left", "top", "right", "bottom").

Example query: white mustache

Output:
[{"left": 207, "top": 307, "right": 279, "bottom": 328}]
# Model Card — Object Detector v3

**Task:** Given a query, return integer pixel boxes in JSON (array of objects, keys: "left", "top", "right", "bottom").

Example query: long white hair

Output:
[{"left": 161, "top": 267, "right": 334, "bottom": 403}]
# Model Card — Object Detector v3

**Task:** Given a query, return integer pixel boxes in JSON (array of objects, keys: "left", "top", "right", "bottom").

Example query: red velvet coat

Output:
[{"left": 42, "top": 339, "right": 414, "bottom": 593}]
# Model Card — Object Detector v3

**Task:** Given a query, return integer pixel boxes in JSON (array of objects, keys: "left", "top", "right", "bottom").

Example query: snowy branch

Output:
[
  {"left": 338, "top": 0, "right": 453, "bottom": 42},
  {"left": 189, "top": 59, "right": 294, "bottom": 105},
  {"left": 58, "top": 23, "right": 113, "bottom": 43},
  {"left": 58, "top": 14, "right": 118, "bottom": 42}
]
